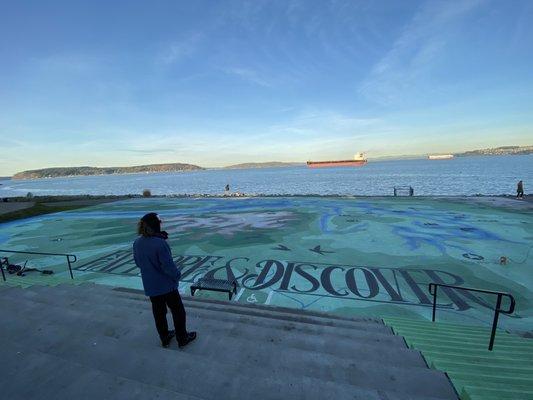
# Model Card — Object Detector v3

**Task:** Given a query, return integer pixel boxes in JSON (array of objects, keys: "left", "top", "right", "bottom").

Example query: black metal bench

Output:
[
  {"left": 190, "top": 277, "right": 238, "bottom": 300},
  {"left": 393, "top": 186, "right": 414, "bottom": 196}
]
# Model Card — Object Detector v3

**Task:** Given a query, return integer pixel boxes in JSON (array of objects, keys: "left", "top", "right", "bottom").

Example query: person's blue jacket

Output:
[{"left": 133, "top": 236, "right": 181, "bottom": 297}]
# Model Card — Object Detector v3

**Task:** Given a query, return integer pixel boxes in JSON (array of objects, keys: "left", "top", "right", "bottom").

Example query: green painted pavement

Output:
[
  {"left": 1, "top": 196, "right": 532, "bottom": 332},
  {"left": 383, "top": 316, "right": 533, "bottom": 400},
  {"left": 392, "top": 330, "right": 533, "bottom": 348},
  {"left": 460, "top": 385, "right": 533, "bottom": 400}
]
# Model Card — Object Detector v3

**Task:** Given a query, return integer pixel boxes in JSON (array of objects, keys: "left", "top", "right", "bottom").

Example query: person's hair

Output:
[{"left": 137, "top": 213, "right": 161, "bottom": 236}]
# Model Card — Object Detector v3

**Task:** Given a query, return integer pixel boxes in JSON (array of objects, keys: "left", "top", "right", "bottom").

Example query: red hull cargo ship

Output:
[{"left": 307, "top": 152, "right": 367, "bottom": 168}]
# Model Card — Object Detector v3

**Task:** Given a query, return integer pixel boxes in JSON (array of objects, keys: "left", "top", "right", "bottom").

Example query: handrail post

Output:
[
  {"left": 489, "top": 293, "right": 503, "bottom": 351},
  {"left": 67, "top": 255, "right": 74, "bottom": 280},
  {"left": 0, "top": 257, "right": 6, "bottom": 282},
  {"left": 431, "top": 284, "right": 438, "bottom": 322}
]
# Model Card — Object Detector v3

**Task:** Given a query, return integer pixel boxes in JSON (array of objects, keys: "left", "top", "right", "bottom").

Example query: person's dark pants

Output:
[
  {"left": 517, "top": 190, "right": 524, "bottom": 198},
  {"left": 149, "top": 289, "right": 188, "bottom": 342}
]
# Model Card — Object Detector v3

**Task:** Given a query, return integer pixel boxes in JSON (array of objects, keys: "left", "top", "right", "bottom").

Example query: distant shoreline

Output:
[{"left": 6, "top": 152, "right": 532, "bottom": 180}]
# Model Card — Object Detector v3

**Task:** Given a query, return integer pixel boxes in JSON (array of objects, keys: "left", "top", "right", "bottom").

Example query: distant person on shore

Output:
[
  {"left": 133, "top": 213, "right": 196, "bottom": 348},
  {"left": 225, "top": 184, "right": 230, "bottom": 194},
  {"left": 517, "top": 180, "right": 524, "bottom": 199}
]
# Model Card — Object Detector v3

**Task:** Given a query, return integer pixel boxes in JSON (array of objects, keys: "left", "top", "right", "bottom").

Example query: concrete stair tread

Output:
[
  {"left": 421, "top": 350, "right": 533, "bottom": 366},
  {"left": 6, "top": 291, "right": 427, "bottom": 368},
  {"left": 3, "top": 286, "right": 399, "bottom": 343},
  {"left": 391, "top": 328, "right": 532, "bottom": 348},
  {"left": 430, "top": 359, "right": 533, "bottom": 377},
  {"left": 29, "top": 283, "right": 391, "bottom": 333},
  {"left": 0, "top": 303, "right": 448, "bottom": 391},
  {"left": 460, "top": 385, "right": 533, "bottom": 400},
  {"left": 114, "top": 286, "right": 383, "bottom": 324},
  {"left": 390, "top": 324, "right": 528, "bottom": 341},
  {"left": 404, "top": 337, "right": 533, "bottom": 356},
  {"left": 6, "top": 295, "right": 404, "bottom": 349},
  {"left": 448, "top": 372, "right": 533, "bottom": 389},
  {"left": 1, "top": 316, "right": 456, "bottom": 400},
  {"left": 1, "top": 308, "right": 427, "bottom": 377},
  {"left": 383, "top": 317, "right": 509, "bottom": 334},
  {"left": 0, "top": 285, "right": 458, "bottom": 400},
  {"left": 0, "top": 338, "right": 205, "bottom": 400},
  {"left": 404, "top": 335, "right": 532, "bottom": 351}
]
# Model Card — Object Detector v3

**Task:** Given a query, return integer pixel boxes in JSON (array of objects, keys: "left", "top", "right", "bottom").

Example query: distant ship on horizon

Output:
[
  {"left": 428, "top": 154, "right": 454, "bottom": 160},
  {"left": 307, "top": 152, "right": 368, "bottom": 168}
]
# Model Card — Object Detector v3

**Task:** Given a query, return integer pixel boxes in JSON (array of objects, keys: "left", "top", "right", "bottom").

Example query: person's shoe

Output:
[
  {"left": 161, "top": 330, "right": 176, "bottom": 348},
  {"left": 177, "top": 331, "right": 197, "bottom": 348}
]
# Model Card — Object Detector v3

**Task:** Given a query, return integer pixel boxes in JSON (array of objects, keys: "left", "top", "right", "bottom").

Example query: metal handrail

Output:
[
  {"left": 428, "top": 283, "right": 516, "bottom": 351},
  {"left": 0, "top": 249, "right": 77, "bottom": 281}
]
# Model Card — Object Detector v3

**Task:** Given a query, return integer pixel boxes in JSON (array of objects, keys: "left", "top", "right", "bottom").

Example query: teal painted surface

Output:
[{"left": 1, "top": 197, "right": 532, "bottom": 332}]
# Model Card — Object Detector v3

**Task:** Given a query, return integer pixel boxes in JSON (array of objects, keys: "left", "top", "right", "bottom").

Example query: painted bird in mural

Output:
[
  {"left": 309, "top": 245, "right": 334, "bottom": 255},
  {"left": 272, "top": 244, "right": 291, "bottom": 251}
]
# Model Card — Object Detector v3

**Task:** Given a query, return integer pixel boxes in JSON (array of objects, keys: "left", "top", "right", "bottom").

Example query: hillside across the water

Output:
[
  {"left": 12, "top": 163, "right": 203, "bottom": 180},
  {"left": 224, "top": 161, "right": 304, "bottom": 169},
  {"left": 454, "top": 145, "right": 533, "bottom": 157}
]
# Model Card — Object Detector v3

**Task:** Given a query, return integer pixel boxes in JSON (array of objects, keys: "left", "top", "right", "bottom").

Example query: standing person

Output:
[
  {"left": 225, "top": 184, "right": 230, "bottom": 194},
  {"left": 133, "top": 212, "right": 197, "bottom": 348},
  {"left": 517, "top": 180, "right": 524, "bottom": 199}
]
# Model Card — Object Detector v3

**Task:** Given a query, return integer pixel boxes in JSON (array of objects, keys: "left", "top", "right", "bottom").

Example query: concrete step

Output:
[
  {"left": 392, "top": 328, "right": 533, "bottom": 349},
  {"left": 25, "top": 283, "right": 391, "bottom": 333},
  {"left": 8, "top": 290, "right": 406, "bottom": 354},
  {"left": 421, "top": 350, "right": 533, "bottom": 367},
  {"left": 5, "top": 286, "right": 401, "bottom": 344},
  {"left": 9, "top": 289, "right": 427, "bottom": 369},
  {"left": 181, "top": 297, "right": 387, "bottom": 331},
  {"left": 430, "top": 360, "right": 533, "bottom": 379},
  {"left": 448, "top": 372, "right": 533, "bottom": 391},
  {"left": 0, "top": 310, "right": 456, "bottom": 400},
  {"left": 460, "top": 385, "right": 533, "bottom": 400},
  {"left": 0, "top": 338, "right": 205, "bottom": 400},
  {"left": 403, "top": 338, "right": 533, "bottom": 359},
  {"left": 0, "top": 298, "right": 440, "bottom": 391},
  {"left": 114, "top": 286, "right": 382, "bottom": 325},
  {"left": 383, "top": 317, "right": 505, "bottom": 333}
]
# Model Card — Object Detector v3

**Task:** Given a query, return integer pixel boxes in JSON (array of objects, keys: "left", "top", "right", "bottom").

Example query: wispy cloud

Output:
[
  {"left": 120, "top": 148, "right": 177, "bottom": 154},
  {"left": 268, "top": 110, "right": 382, "bottom": 138},
  {"left": 359, "top": 0, "right": 485, "bottom": 105},
  {"left": 221, "top": 67, "right": 273, "bottom": 87},
  {"left": 156, "top": 33, "right": 204, "bottom": 66}
]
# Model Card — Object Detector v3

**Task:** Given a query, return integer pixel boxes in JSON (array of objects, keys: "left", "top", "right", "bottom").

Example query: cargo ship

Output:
[
  {"left": 307, "top": 152, "right": 367, "bottom": 168},
  {"left": 428, "top": 154, "right": 454, "bottom": 160}
]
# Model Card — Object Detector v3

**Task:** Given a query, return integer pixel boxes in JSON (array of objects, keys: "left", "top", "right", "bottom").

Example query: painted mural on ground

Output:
[{"left": 1, "top": 197, "right": 532, "bottom": 332}]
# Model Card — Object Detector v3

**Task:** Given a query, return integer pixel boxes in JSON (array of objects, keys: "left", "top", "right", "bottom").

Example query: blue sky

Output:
[{"left": 1, "top": 0, "right": 532, "bottom": 174}]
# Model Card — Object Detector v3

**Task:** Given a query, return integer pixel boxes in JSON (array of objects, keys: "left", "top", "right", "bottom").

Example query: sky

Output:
[{"left": 0, "top": 0, "right": 532, "bottom": 174}]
